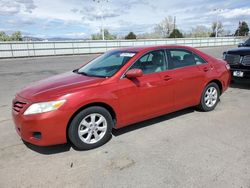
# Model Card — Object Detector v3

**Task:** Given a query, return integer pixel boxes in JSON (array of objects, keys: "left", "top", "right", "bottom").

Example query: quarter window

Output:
[
  {"left": 168, "top": 49, "right": 206, "bottom": 69},
  {"left": 129, "top": 50, "right": 166, "bottom": 74}
]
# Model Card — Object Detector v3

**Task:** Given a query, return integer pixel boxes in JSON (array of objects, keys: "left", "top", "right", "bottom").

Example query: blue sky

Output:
[{"left": 0, "top": 0, "right": 250, "bottom": 38}]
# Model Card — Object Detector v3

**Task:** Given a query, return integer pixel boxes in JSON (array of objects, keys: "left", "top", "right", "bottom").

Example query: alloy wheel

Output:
[
  {"left": 78, "top": 113, "right": 107, "bottom": 144},
  {"left": 204, "top": 86, "right": 218, "bottom": 108}
]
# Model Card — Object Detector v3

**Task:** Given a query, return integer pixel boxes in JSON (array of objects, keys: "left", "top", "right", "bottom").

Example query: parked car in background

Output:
[
  {"left": 12, "top": 46, "right": 231, "bottom": 150},
  {"left": 223, "top": 38, "right": 250, "bottom": 80},
  {"left": 238, "top": 37, "right": 250, "bottom": 47}
]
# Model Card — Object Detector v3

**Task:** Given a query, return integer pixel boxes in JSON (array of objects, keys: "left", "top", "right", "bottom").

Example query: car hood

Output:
[
  {"left": 17, "top": 71, "right": 105, "bottom": 101},
  {"left": 226, "top": 47, "right": 250, "bottom": 56}
]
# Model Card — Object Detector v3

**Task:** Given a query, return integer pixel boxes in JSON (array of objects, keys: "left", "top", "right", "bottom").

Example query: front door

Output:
[{"left": 116, "top": 50, "right": 174, "bottom": 127}]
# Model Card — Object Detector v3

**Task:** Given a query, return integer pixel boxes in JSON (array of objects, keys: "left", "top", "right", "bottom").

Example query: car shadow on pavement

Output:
[
  {"left": 112, "top": 107, "right": 195, "bottom": 137},
  {"left": 230, "top": 81, "right": 250, "bottom": 90},
  {"left": 24, "top": 141, "right": 71, "bottom": 155}
]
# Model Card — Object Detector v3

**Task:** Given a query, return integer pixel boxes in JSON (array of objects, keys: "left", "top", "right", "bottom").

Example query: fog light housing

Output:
[{"left": 32, "top": 132, "right": 41, "bottom": 139}]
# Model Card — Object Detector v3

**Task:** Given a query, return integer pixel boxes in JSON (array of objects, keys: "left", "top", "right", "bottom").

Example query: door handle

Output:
[
  {"left": 203, "top": 67, "right": 210, "bottom": 72},
  {"left": 163, "top": 75, "right": 172, "bottom": 81}
]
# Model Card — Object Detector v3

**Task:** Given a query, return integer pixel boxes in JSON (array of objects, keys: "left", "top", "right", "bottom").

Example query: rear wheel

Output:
[
  {"left": 68, "top": 106, "right": 113, "bottom": 150},
  {"left": 198, "top": 82, "right": 220, "bottom": 112}
]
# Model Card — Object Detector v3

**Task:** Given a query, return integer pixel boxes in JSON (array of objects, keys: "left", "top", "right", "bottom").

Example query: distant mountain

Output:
[
  {"left": 22, "top": 36, "right": 88, "bottom": 41},
  {"left": 47, "top": 37, "right": 87, "bottom": 41},
  {"left": 22, "top": 36, "right": 44, "bottom": 41}
]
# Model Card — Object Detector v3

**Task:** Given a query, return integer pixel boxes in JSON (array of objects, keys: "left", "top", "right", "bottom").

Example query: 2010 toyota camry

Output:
[{"left": 12, "top": 46, "right": 231, "bottom": 150}]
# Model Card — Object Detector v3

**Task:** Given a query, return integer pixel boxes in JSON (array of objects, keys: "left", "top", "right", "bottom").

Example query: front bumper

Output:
[{"left": 12, "top": 97, "right": 70, "bottom": 146}]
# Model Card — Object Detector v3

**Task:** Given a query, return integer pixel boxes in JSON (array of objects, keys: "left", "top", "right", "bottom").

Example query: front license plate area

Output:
[{"left": 233, "top": 71, "right": 244, "bottom": 77}]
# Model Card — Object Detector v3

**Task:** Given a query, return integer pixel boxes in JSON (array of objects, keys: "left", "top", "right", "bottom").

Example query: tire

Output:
[
  {"left": 198, "top": 82, "right": 220, "bottom": 112},
  {"left": 68, "top": 106, "right": 113, "bottom": 150}
]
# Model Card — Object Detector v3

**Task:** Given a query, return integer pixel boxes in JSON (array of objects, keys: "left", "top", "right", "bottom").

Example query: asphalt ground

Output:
[{"left": 0, "top": 46, "right": 250, "bottom": 188}]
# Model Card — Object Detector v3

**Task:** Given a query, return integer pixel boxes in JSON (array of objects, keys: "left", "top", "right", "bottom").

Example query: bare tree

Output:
[
  {"left": 191, "top": 25, "right": 211, "bottom": 37},
  {"left": 154, "top": 16, "right": 174, "bottom": 38},
  {"left": 211, "top": 21, "right": 223, "bottom": 37},
  {"left": 136, "top": 32, "right": 162, "bottom": 39}
]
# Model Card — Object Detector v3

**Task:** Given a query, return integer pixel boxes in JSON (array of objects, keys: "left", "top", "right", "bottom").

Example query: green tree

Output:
[
  {"left": 125, "top": 32, "right": 137, "bottom": 39},
  {"left": 0, "top": 31, "right": 10, "bottom": 41},
  {"left": 0, "top": 31, "right": 23, "bottom": 41},
  {"left": 169, "top": 29, "right": 183, "bottom": 38},
  {"left": 92, "top": 29, "right": 116, "bottom": 40},
  {"left": 91, "top": 33, "right": 102, "bottom": 40},
  {"left": 10, "top": 31, "right": 22, "bottom": 41},
  {"left": 235, "top": 21, "right": 249, "bottom": 36}
]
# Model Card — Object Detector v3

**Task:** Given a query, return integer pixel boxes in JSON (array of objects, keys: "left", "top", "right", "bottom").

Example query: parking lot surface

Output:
[{"left": 0, "top": 46, "right": 250, "bottom": 188}]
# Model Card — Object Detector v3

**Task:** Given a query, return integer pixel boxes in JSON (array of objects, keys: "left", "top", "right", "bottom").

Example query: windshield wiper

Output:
[
  {"left": 73, "top": 69, "right": 90, "bottom": 76},
  {"left": 78, "top": 71, "right": 91, "bottom": 76},
  {"left": 74, "top": 70, "right": 107, "bottom": 78}
]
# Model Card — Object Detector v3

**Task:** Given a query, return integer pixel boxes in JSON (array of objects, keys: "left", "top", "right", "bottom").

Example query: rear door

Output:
[{"left": 159, "top": 49, "right": 207, "bottom": 110}]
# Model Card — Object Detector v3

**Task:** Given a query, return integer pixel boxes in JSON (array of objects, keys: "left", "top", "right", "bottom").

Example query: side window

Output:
[
  {"left": 193, "top": 54, "right": 206, "bottom": 65},
  {"left": 130, "top": 50, "right": 166, "bottom": 74},
  {"left": 168, "top": 49, "right": 206, "bottom": 69},
  {"left": 139, "top": 53, "right": 153, "bottom": 63}
]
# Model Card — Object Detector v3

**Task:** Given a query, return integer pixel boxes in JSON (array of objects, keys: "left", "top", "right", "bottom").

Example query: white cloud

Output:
[
  {"left": 220, "top": 8, "right": 250, "bottom": 19},
  {"left": 0, "top": 1, "right": 20, "bottom": 15},
  {"left": 17, "top": 0, "right": 36, "bottom": 13},
  {"left": 1, "top": 0, "right": 250, "bottom": 37},
  {"left": 0, "top": 0, "right": 36, "bottom": 15}
]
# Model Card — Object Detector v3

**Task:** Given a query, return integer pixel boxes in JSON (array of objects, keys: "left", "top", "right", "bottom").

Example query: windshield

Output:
[
  {"left": 244, "top": 38, "right": 250, "bottom": 46},
  {"left": 77, "top": 51, "right": 137, "bottom": 77}
]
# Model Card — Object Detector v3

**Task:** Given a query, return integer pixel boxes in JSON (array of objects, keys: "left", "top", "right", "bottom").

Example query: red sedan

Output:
[{"left": 12, "top": 46, "right": 231, "bottom": 150}]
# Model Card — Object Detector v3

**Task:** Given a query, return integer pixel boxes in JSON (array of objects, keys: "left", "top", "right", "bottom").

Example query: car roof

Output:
[{"left": 117, "top": 45, "right": 194, "bottom": 52}]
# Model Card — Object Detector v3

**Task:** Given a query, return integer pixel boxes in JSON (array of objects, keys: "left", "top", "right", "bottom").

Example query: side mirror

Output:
[
  {"left": 238, "top": 43, "right": 244, "bottom": 47},
  {"left": 125, "top": 68, "right": 143, "bottom": 78}
]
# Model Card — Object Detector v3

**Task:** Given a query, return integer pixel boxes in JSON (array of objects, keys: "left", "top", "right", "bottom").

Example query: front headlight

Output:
[{"left": 24, "top": 100, "right": 66, "bottom": 115}]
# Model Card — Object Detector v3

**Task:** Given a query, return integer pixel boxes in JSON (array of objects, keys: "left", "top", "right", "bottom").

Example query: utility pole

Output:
[
  {"left": 215, "top": 14, "right": 218, "bottom": 37},
  {"left": 213, "top": 8, "right": 223, "bottom": 38},
  {"left": 173, "top": 16, "right": 176, "bottom": 30},
  {"left": 173, "top": 16, "right": 176, "bottom": 38},
  {"left": 93, "top": 0, "right": 108, "bottom": 40}
]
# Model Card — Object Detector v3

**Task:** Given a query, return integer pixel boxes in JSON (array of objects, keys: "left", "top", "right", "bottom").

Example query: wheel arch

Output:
[
  {"left": 197, "top": 79, "right": 223, "bottom": 105},
  {"left": 206, "top": 79, "right": 223, "bottom": 95},
  {"left": 66, "top": 102, "right": 117, "bottom": 141}
]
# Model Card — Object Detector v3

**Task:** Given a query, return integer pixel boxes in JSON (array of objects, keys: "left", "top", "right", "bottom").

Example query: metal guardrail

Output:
[{"left": 0, "top": 37, "right": 244, "bottom": 58}]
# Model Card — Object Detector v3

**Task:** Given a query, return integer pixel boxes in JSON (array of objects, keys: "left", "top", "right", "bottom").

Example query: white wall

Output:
[{"left": 0, "top": 37, "right": 243, "bottom": 58}]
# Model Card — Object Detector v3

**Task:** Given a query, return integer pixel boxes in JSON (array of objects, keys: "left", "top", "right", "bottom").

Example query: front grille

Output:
[
  {"left": 242, "top": 55, "right": 250, "bottom": 66},
  {"left": 225, "top": 54, "right": 241, "bottom": 65},
  {"left": 13, "top": 101, "right": 27, "bottom": 113}
]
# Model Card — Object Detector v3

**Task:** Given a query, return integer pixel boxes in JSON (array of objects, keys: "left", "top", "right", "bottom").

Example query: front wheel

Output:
[
  {"left": 198, "top": 82, "right": 220, "bottom": 112},
  {"left": 68, "top": 106, "right": 113, "bottom": 150}
]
